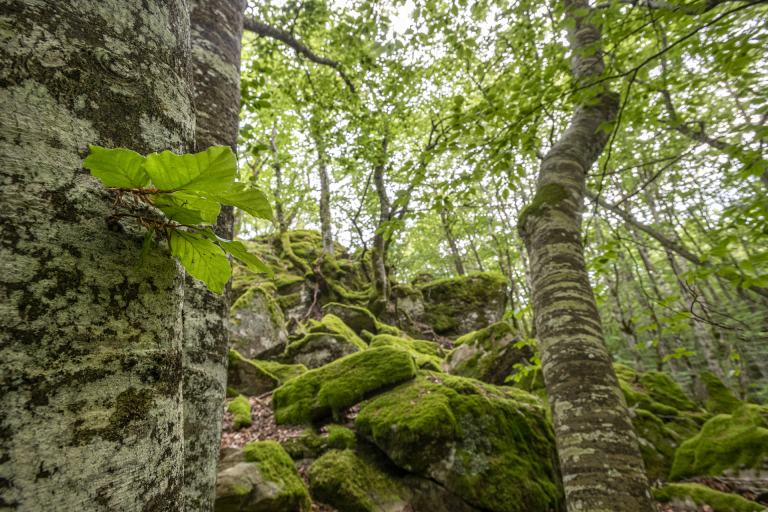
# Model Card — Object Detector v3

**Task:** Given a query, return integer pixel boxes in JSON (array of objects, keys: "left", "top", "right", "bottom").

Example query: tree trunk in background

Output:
[
  {"left": 607, "top": 265, "right": 645, "bottom": 373},
  {"left": 184, "top": 0, "right": 244, "bottom": 509},
  {"left": 0, "top": 1, "right": 194, "bottom": 509},
  {"left": 517, "top": 2, "right": 654, "bottom": 510},
  {"left": 271, "top": 121, "right": 288, "bottom": 232},
  {"left": 440, "top": 207, "right": 465, "bottom": 276},
  {"left": 369, "top": 136, "right": 391, "bottom": 316},
  {"left": 317, "top": 145, "right": 334, "bottom": 254}
]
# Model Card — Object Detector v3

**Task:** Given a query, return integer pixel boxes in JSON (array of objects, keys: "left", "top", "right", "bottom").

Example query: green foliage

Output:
[{"left": 84, "top": 145, "right": 273, "bottom": 294}]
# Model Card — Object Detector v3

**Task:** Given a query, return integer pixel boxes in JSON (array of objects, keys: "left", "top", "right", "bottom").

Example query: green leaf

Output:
[
  {"left": 143, "top": 146, "right": 237, "bottom": 193},
  {"left": 84, "top": 145, "right": 150, "bottom": 188},
  {"left": 154, "top": 194, "right": 208, "bottom": 225},
  {"left": 196, "top": 227, "right": 274, "bottom": 278},
  {"left": 159, "top": 192, "right": 221, "bottom": 224},
  {"left": 169, "top": 229, "right": 231, "bottom": 294},
  {"left": 135, "top": 226, "right": 154, "bottom": 272},
  {"left": 203, "top": 183, "right": 273, "bottom": 222}
]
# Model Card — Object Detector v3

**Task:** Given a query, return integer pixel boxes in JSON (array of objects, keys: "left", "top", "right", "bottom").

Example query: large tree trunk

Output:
[
  {"left": 183, "top": 0, "right": 244, "bottom": 510},
  {"left": 0, "top": 1, "right": 195, "bottom": 509},
  {"left": 517, "top": 2, "right": 654, "bottom": 510}
]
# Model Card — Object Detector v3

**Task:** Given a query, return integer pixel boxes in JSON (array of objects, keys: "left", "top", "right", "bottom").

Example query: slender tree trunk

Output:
[
  {"left": 183, "top": 1, "right": 243, "bottom": 510},
  {"left": 369, "top": 136, "right": 390, "bottom": 316},
  {"left": 317, "top": 145, "right": 333, "bottom": 254},
  {"left": 439, "top": 207, "right": 465, "bottom": 276},
  {"left": 0, "top": 1, "right": 194, "bottom": 509},
  {"left": 468, "top": 234, "right": 485, "bottom": 272},
  {"left": 517, "top": 3, "right": 653, "bottom": 510},
  {"left": 271, "top": 121, "right": 287, "bottom": 232},
  {"left": 607, "top": 265, "right": 645, "bottom": 373}
]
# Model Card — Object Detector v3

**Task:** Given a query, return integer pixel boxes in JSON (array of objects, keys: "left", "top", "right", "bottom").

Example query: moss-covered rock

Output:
[
  {"left": 229, "top": 287, "right": 288, "bottom": 360},
  {"left": 215, "top": 441, "right": 311, "bottom": 512},
  {"left": 620, "top": 379, "right": 680, "bottom": 417},
  {"left": 653, "top": 483, "right": 765, "bottom": 512},
  {"left": 227, "top": 396, "right": 252, "bottom": 431},
  {"left": 355, "top": 373, "right": 562, "bottom": 512},
  {"left": 272, "top": 347, "right": 419, "bottom": 425},
  {"left": 227, "top": 349, "right": 279, "bottom": 396},
  {"left": 370, "top": 334, "right": 444, "bottom": 371},
  {"left": 281, "top": 333, "right": 364, "bottom": 370},
  {"left": 696, "top": 372, "right": 741, "bottom": 415},
  {"left": 442, "top": 322, "right": 533, "bottom": 386},
  {"left": 281, "top": 426, "right": 357, "bottom": 460},
  {"left": 322, "top": 303, "right": 378, "bottom": 334},
  {"left": 670, "top": 405, "right": 768, "bottom": 480},
  {"left": 640, "top": 371, "right": 700, "bottom": 412},
  {"left": 613, "top": 363, "right": 638, "bottom": 383},
  {"left": 309, "top": 450, "right": 411, "bottom": 512},
  {"left": 630, "top": 408, "right": 681, "bottom": 482},
  {"left": 417, "top": 273, "right": 508, "bottom": 338},
  {"left": 309, "top": 314, "right": 368, "bottom": 348}
]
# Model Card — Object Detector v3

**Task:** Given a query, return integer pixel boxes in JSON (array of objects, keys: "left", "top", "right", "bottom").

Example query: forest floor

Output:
[{"left": 219, "top": 397, "right": 766, "bottom": 512}]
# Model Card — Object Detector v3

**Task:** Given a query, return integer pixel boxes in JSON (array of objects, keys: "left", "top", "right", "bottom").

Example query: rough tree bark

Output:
[
  {"left": 516, "top": 2, "right": 654, "bottom": 510},
  {"left": 316, "top": 144, "right": 334, "bottom": 254},
  {"left": 0, "top": 0, "right": 195, "bottom": 509},
  {"left": 183, "top": 0, "right": 244, "bottom": 510},
  {"left": 270, "top": 121, "right": 288, "bottom": 232}
]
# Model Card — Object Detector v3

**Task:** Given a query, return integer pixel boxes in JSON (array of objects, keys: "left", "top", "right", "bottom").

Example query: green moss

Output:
[
  {"left": 309, "top": 314, "right": 367, "bottom": 350},
  {"left": 272, "top": 347, "right": 419, "bottom": 425},
  {"left": 670, "top": 405, "right": 768, "bottom": 480},
  {"left": 309, "top": 450, "right": 409, "bottom": 512},
  {"left": 227, "top": 396, "right": 252, "bottom": 430},
  {"left": 226, "top": 386, "right": 239, "bottom": 398},
  {"left": 281, "top": 428, "right": 329, "bottom": 460},
  {"left": 620, "top": 380, "right": 679, "bottom": 417},
  {"left": 699, "top": 372, "right": 741, "bottom": 415},
  {"left": 653, "top": 483, "right": 765, "bottom": 512},
  {"left": 417, "top": 273, "right": 508, "bottom": 337},
  {"left": 369, "top": 334, "right": 444, "bottom": 371},
  {"left": 455, "top": 322, "right": 512, "bottom": 349},
  {"left": 227, "top": 349, "right": 279, "bottom": 396},
  {"left": 613, "top": 363, "right": 638, "bottom": 383},
  {"left": 631, "top": 409, "right": 680, "bottom": 482},
  {"left": 517, "top": 183, "right": 569, "bottom": 228},
  {"left": 276, "top": 292, "right": 302, "bottom": 312},
  {"left": 280, "top": 333, "right": 362, "bottom": 365},
  {"left": 251, "top": 359, "right": 307, "bottom": 386},
  {"left": 321, "top": 303, "right": 377, "bottom": 334},
  {"left": 641, "top": 371, "right": 700, "bottom": 412},
  {"left": 241, "top": 441, "right": 311, "bottom": 512},
  {"left": 327, "top": 425, "right": 357, "bottom": 450},
  {"left": 355, "top": 373, "right": 561, "bottom": 512}
]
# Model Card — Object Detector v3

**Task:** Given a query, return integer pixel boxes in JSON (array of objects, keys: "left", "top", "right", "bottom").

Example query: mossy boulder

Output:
[
  {"left": 215, "top": 441, "right": 311, "bottom": 512},
  {"left": 227, "top": 396, "right": 252, "bottom": 431},
  {"left": 695, "top": 371, "right": 741, "bottom": 415},
  {"left": 227, "top": 350, "right": 279, "bottom": 396},
  {"left": 322, "top": 303, "right": 378, "bottom": 334},
  {"left": 613, "top": 363, "right": 638, "bottom": 383},
  {"left": 229, "top": 287, "right": 288, "bottom": 360},
  {"left": 309, "top": 450, "right": 411, "bottom": 512},
  {"left": 355, "top": 373, "right": 562, "bottom": 512},
  {"left": 670, "top": 405, "right": 768, "bottom": 480},
  {"left": 640, "top": 371, "right": 700, "bottom": 412},
  {"left": 630, "top": 408, "right": 682, "bottom": 482},
  {"left": 653, "top": 483, "right": 765, "bottom": 512},
  {"left": 280, "top": 314, "right": 369, "bottom": 369},
  {"left": 442, "top": 322, "right": 533, "bottom": 386},
  {"left": 370, "top": 334, "right": 444, "bottom": 371},
  {"left": 417, "top": 273, "right": 508, "bottom": 338},
  {"left": 620, "top": 379, "right": 680, "bottom": 417},
  {"left": 272, "top": 347, "right": 419, "bottom": 425},
  {"left": 281, "top": 426, "right": 357, "bottom": 460}
]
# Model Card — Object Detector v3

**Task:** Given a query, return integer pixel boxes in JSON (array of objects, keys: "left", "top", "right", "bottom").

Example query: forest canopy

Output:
[{"left": 237, "top": 0, "right": 768, "bottom": 401}]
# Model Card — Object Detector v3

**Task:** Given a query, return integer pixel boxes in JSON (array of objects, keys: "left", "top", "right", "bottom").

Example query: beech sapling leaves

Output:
[
  {"left": 143, "top": 146, "right": 238, "bottom": 192},
  {"left": 84, "top": 145, "right": 150, "bottom": 188},
  {"left": 86, "top": 145, "right": 273, "bottom": 294}
]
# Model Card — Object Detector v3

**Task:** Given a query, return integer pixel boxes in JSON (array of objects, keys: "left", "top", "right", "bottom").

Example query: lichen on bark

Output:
[{"left": 0, "top": 0, "right": 194, "bottom": 508}]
